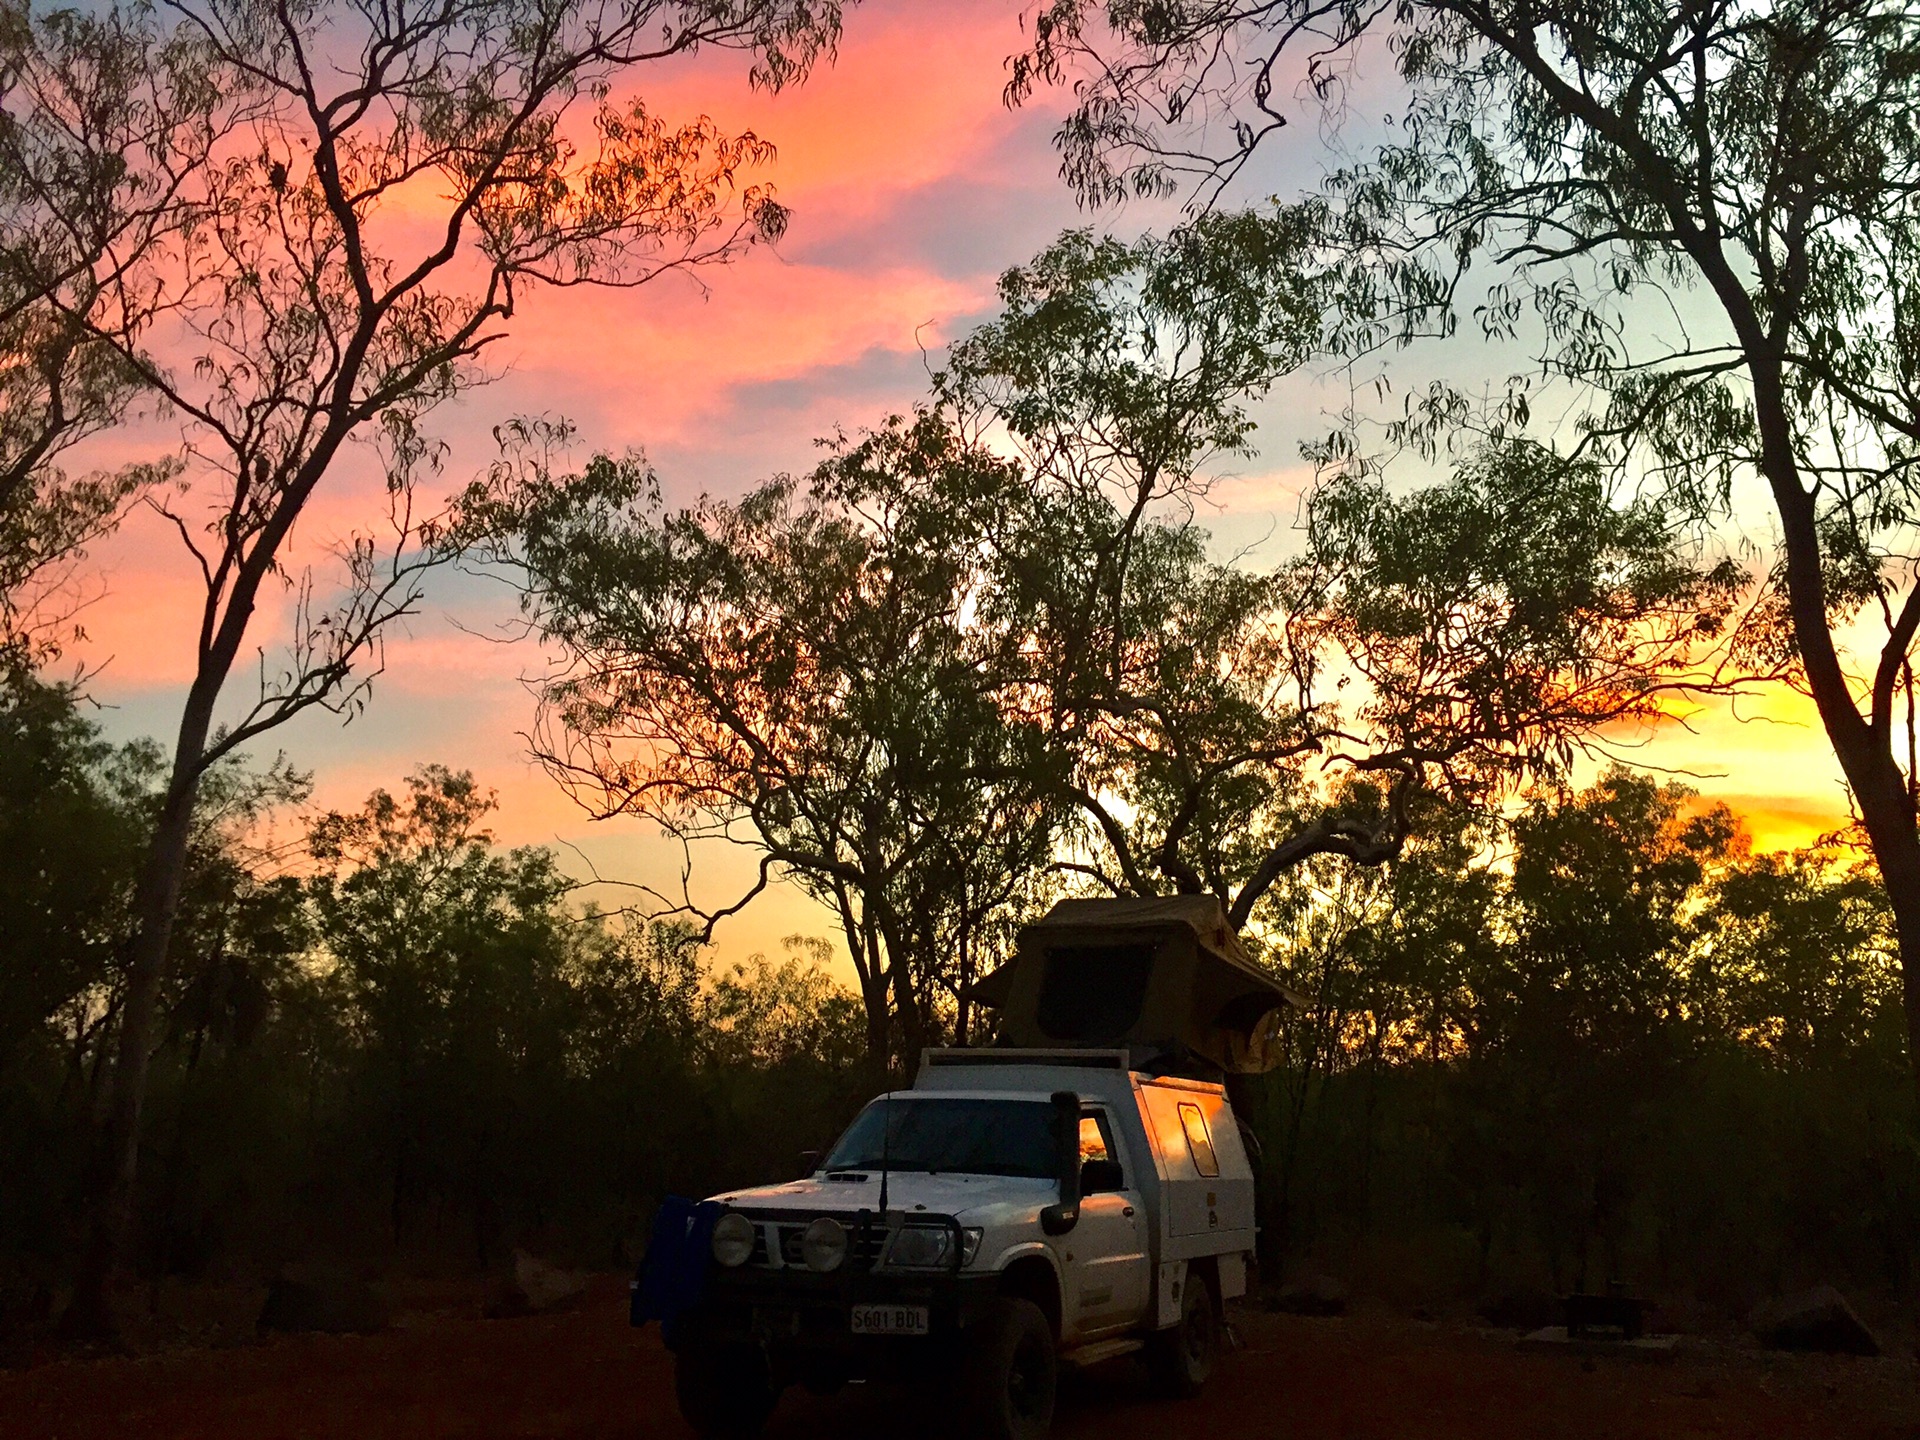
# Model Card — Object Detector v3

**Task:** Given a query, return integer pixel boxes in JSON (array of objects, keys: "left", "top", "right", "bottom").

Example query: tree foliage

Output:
[
  {"left": 0, "top": 671, "right": 1907, "bottom": 1321},
  {"left": 0, "top": 0, "right": 220, "bottom": 649},
  {"left": 474, "top": 218, "right": 1741, "bottom": 1063},
  {"left": 0, "top": 687, "right": 868, "bottom": 1308},
  {"left": 1241, "top": 768, "right": 1912, "bottom": 1296},
  {"left": 6, "top": 0, "right": 853, "bottom": 1325},
  {"left": 465, "top": 414, "right": 1057, "bottom": 1070},
  {"left": 1006, "top": 0, "right": 1920, "bottom": 1093}
]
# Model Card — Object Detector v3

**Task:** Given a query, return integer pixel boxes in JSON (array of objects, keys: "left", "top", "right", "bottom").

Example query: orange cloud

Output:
[
  {"left": 1710, "top": 794, "right": 1853, "bottom": 853},
  {"left": 502, "top": 257, "right": 983, "bottom": 449},
  {"left": 1579, "top": 683, "right": 1853, "bottom": 852}
]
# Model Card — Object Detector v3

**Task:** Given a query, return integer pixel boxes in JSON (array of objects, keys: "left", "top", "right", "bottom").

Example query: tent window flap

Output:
[{"left": 1035, "top": 944, "right": 1155, "bottom": 1043}]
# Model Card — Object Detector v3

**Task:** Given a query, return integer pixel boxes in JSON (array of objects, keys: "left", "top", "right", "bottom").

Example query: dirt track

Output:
[{"left": 2, "top": 1280, "right": 1914, "bottom": 1439}]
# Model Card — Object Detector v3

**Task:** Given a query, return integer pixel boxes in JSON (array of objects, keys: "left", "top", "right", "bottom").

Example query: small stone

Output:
[
  {"left": 485, "top": 1249, "right": 589, "bottom": 1319},
  {"left": 1478, "top": 1290, "right": 1560, "bottom": 1331},
  {"left": 1270, "top": 1274, "right": 1348, "bottom": 1317}
]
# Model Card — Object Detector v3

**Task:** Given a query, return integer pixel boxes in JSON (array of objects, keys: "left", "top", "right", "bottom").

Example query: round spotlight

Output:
[
  {"left": 801, "top": 1216, "right": 847, "bottom": 1273},
  {"left": 711, "top": 1211, "right": 756, "bottom": 1267}
]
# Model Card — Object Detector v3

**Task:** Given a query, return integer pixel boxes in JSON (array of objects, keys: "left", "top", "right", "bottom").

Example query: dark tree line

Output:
[
  {"left": 0, "top": 666, "right": 868, "bottom": 1327},
  {"left": 0, "top": 663, "right": 1909, "bottom": 1328},
  {"left": 1241, "top": 769, "right": 1914, "bottom": 1308}
]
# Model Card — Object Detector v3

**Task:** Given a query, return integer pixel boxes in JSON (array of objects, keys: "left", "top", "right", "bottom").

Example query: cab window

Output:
[
  {"left": 1177, "top": 1101, "right": 1220, "bottom": 1178},
  {"left": 1078, "top": 1110, "right": 1116, "bottom": 1164}
]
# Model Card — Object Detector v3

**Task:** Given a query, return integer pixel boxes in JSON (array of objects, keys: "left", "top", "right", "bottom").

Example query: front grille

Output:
[
  {"left": 746, "top": 1217, "right": 891, "bottom": 1270},
  {"left": 778, "top": 1226, "right": 806, "bottom": 1266}
]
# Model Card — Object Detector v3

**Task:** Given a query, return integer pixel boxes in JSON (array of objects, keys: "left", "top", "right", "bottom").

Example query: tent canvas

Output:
[{"left": 968, "top": 896, "right": 1303, "bottom": 1075}]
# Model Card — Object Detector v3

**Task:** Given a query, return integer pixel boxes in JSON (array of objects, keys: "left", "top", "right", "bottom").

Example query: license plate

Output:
[{"left": 850, "top": 1303, "right": 929, "bottom": 1336}]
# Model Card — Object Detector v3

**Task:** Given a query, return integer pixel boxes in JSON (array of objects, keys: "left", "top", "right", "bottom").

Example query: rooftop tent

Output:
[{"left": 968, "top": 896, "right": 1304, "bottom": 1076}]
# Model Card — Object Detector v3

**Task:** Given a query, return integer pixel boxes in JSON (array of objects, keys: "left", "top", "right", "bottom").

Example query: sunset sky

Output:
[{"left": 66, "top": 0, "right": 1859, "bottom": 979}]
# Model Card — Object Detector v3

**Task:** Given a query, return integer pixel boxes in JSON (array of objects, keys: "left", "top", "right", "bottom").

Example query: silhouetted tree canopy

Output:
[
  {"left": 471, "top": 221, "right": 1741, "bottom": 1067},
  {"left": 1006, "top": 0, "right": 1920, "bottom": 1097},
  {"left": 0, "top": 639, "right": 1909, "bottom": 1331},
  {"left": 3, "top": 0, "right": 854, "bottom": 1329}
]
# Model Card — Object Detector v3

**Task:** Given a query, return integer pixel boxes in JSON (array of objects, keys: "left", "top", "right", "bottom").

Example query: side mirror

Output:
[
  {"left": 797, "top": 1150, "right": 821, "bottom": 1178},
  {"left": 1080, "top": 1158, "right": 1125, "bottom": 1194},
  {"left": 1039, "top": 1090, "right": 1082, "bottom": 1237}
]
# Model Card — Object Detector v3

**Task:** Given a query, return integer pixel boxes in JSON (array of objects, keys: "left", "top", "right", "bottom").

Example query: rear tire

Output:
[
  {"left": 960, "top": 1297, "right": 1056, "bottom": 1440},
  {"left": 1149, "top": 1267, "right": 1219, "bottom": 1398},
  {"left": 675, "top": 1340, "right": 777, "bottom": 1439}
]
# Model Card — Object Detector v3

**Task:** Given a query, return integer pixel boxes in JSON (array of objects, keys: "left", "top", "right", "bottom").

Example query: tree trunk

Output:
[
  {"left": 1744, "top": 348, "right": 1920, "bottom": 1108},
  {"left": 64, "top": 686, "right": 217, "bottom": 1337},
  {"left": 877, "top": 909, "right": 928, "bottom": 1076},
  {"left": 1836, "top": 744, "right": 1920, "bottom": 1111},
  {"left": 857, "top": 923, "right": 891, "bottom": 1082},
  {"left": 861, "top": 986, "right": 889, "bottom": 1075},
  {"left": 830, "top": 886, "right": 893, "bottom": 1080},
  {"left": 1778, "top": 541, "right": 1920, "bottom": 1107}
]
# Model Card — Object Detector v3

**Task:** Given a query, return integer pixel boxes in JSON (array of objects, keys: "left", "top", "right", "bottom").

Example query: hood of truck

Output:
[{"left": 712, "top": 1170, "right": 1056, "bottom": 1224}]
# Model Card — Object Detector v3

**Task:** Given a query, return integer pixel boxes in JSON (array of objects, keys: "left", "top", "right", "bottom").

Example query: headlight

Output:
[
  {"left": 711, "top": 1211, "right": 756, "bottom": 1267},
  {"left": 802, "top": 1216, "right": 847, "bottom": 1273},
  {"left": 961, "top": 1227, "right": 983, "bottom": 1267},
  {"left": 884, "top": 1225, "right": 952, "bottom": 1269}
]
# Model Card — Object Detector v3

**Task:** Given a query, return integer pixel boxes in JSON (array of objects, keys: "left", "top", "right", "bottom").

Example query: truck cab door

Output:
[{"left": 1062, "top": 1109, "right": 1153, "bottom": 1339}]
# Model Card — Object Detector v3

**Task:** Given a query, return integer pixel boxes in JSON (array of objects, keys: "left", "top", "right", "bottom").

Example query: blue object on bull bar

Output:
[{"left": 631, "top": 1196, "right": 721, "bottom": 1331}]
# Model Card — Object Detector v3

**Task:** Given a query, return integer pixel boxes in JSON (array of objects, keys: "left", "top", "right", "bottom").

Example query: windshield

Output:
[{"left": 823, "top": 1098, "right": 1059, "bottom": 1179}]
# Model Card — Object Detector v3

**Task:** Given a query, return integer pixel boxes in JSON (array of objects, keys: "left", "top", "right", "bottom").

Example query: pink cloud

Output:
[{"left": 501, "top": 258, "right": 982, "bottom": 450}]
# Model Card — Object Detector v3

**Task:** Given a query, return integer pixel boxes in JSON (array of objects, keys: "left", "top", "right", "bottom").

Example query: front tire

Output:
[
  {"left": 960, "top": 1297, "right": 1056, "bottom": 1440},
  {"left": 675, "top": 1340, "right": 777, "bottom": 1439},
  {"left": 1149, "top": 1267, "right": 1219, "bottom": 1398}
]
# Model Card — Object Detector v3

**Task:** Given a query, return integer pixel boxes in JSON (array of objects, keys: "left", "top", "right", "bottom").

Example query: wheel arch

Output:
[
  {"left": 994, "top": 1248, "right": 1063, "bottom": 1340},
  {"left": 1185, "top": 1254, "right": 1222, "bottom": 1314}
]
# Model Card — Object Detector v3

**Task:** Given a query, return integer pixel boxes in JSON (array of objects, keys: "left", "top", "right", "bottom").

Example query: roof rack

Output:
[{"left": 920, "top": 1047, "right": 1130, "bottom": 1070}]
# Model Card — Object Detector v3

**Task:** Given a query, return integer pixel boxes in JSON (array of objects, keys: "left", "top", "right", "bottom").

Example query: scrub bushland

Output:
[{"left": 0, "top": 667, "right": 1910, "bottom": 1330}]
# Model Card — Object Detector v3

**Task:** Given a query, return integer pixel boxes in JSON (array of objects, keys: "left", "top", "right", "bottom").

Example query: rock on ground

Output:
[
  {"left": 1270, "top": 1274, "right": 1349, "bottom": 1317},
  {"left": 1750, "top": 1285, "right": 1881, "bottom": 1357},
  {"left": 1477, "top": 1290, "right": 1561, "bottom": 1332},
  {"left": 258, "top": 1272, "right": 387, "bottom": 1336},
  {"left": 483, "top": 1250, "right": 590, "bottom": 1320}
]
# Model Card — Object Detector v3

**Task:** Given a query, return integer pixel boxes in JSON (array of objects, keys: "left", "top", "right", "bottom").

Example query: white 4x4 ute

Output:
[
  {"left": 639, "top": 899, "right": 1298, "bottom": 1440},
  {"left": 664, "top": 1050, "right": 1256, "bottom": 1439}
]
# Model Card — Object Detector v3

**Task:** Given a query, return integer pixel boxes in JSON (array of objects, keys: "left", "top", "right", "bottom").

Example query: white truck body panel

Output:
[{"left": 912, "top": 1049, "right": 1255, "bottom": 1336}]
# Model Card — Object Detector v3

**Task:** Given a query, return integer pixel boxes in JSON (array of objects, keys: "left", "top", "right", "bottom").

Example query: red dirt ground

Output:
[{"left": 2, "top": 1280, "right": 1914, "bottom": 1440}]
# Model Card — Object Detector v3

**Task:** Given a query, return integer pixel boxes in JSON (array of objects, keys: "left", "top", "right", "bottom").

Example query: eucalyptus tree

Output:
[
  {"left": 1700, "top": 845, "right": 1904, "bottom": 1070},
  {"left": 944, "top": 223, "right": 1742, "bottom": 935},
  {"left": 46, "top": 0, "right": 849, "bottom": 1330},
  {"left": 934, "top": 217, "right": 1325, "bottom": 918},
  {"left": 1009, "top": 0, "right": 1920, "bottom": 1090},
  {"left": 471, "top": 217, "right": 1325, "bottom": 1065},
  {"left": 466, "top": 413, "right": 1060, "bottom": 1071},
  {"left": 479, "top": 215, "right": 1737, "bottom": 1077},
  {"left": 307, "top": 766, "right": 583, "bottom": 1258},
  {"left": 0, "top": 0, "right": 231, "bottom": 650}
]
